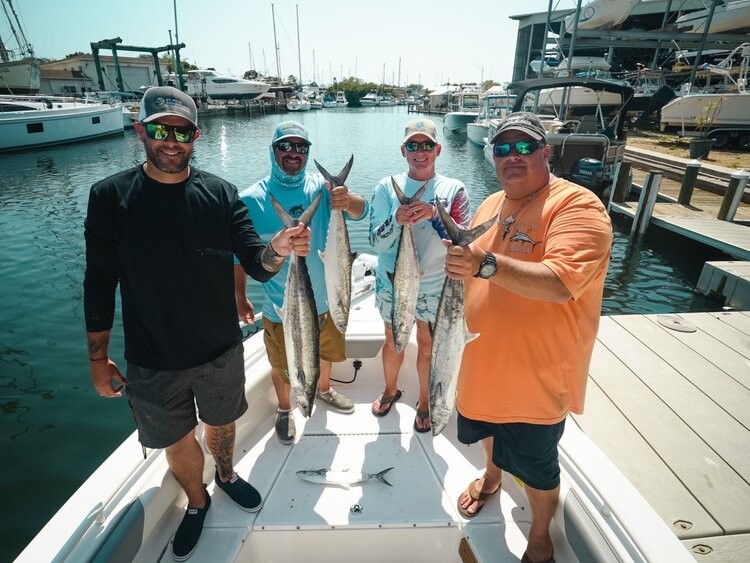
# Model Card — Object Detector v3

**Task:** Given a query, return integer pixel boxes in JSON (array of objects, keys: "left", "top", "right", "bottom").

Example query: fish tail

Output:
[{"left": 376, "top": 467, "right": 394, "bottom": 487}]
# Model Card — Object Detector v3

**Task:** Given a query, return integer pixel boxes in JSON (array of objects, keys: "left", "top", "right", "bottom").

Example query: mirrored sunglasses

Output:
[
  {"left": 144, "top": 123, "right": 197, "bottom": 143},
  {"left": 274, "top": 141, "right": 310, "bottom": 154},
  {"left": 493, "top": 140, "right": 543, "bottom": 158},
  {"left": 404, "top": 140, "right": 436, "bottom": 152}
]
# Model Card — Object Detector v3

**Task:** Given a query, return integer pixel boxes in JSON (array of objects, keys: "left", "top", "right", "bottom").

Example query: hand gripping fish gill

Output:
[
  {"left": 314, "top": 155, "right": 356, "bottom": 333},
  {"left": 389, "top": 177, "right": 427, "bottom": 353},
  {"left": 270, "top": 192, "right": 322, "bottom": 418},
  {"left": 429, "top": 199, "right": 497, "bottom": 436}
]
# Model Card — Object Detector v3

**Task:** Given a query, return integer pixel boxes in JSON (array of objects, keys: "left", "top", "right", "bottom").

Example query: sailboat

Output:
[{"left": 0, "top": 0, "right": 40, "bottom": 94}]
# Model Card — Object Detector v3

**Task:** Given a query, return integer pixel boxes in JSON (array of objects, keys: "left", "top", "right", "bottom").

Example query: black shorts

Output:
[
  {"left": 457, "top": 413, "right": 566, "bottom": 491},
  {"left": 125, "top": 341, "right": 248, "bottom": 449}
]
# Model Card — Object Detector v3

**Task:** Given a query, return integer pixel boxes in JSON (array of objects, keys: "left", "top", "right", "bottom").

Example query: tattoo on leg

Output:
[{"left": 207, "top": 423, "right": 235, "bottom": 480}]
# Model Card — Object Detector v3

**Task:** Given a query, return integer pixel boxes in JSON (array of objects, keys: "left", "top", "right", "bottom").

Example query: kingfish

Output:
[
  {"left": 270, "top": 192, "right": 322, "bottom": 418},
  {"left": 389, "top": 177, "right": 427, "bottom": 353},
  {"left": 429, "top": 199, "right": 498, "bottom": 436},
  {"left": 296, "top": 467, "right": 394, "bottom": 487},
  {"left": 314, "top": 155, "right": 356, "bottom": 333}
]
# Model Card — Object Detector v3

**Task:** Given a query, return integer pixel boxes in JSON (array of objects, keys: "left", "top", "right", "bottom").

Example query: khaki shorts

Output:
[{"left": 263, "top": 312, "right": 345, "bottom": 382}]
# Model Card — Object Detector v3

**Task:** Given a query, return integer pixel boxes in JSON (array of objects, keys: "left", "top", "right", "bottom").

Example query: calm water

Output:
[{"left": 0, "top": 106, "right": 718, "bottom": 560}]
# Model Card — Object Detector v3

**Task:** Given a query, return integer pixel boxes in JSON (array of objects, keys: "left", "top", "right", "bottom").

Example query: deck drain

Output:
[
  {"left": 350, "top": 503, "right": 363, "bottom": 515},
  {"left": 657, "top": 314, "right": 697, "bottom": 333}
]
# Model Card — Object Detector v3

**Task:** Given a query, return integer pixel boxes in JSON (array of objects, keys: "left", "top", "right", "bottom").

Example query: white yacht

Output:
[
  {"left": 675, "top": 0, "right": 750, "bottom": 34},
  {"left": 335, "top": 91, "right": 348, "bottom": 107},
  {"left": 466, "top": 93, "right": 517, "bottom": 146},
  {"left": 182, "top": 69, "right": 270, "bottom": 100},
  {"left": 443, "top": 87, "right": 483, "bottom": 134},
  {"left": 564, "top": 0, "right": 641, "bottom": 34},
  {"left": 0, "top": 95, "right": 124, "bottom": 152},
  {"left": 359, "top": 90, "right": 379, "bottom": 106},
  {"left": 287, "top": 93, "right": 312, "bottom": 111}
]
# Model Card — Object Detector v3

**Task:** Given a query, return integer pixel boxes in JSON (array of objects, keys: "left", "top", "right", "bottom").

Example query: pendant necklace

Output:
[{"left": 498, "top": 189, "right": 542, "bottom": 240}]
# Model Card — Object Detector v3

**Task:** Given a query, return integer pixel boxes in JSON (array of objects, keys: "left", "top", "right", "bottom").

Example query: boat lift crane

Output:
[{"left": 90, "top": 37, "right": 187, "bottom": 93}]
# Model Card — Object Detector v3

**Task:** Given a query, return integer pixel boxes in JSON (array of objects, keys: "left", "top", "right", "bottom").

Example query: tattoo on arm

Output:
[
  {"left": 261, "top": 243, "right": 286, "bottom": 272},
  {"left": 87, "top": 331, "right": 110, "bottom": 360}
]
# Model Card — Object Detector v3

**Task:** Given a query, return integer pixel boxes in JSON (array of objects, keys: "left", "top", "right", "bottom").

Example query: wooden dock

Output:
[{"left": 574, "top": 311, "right": 750, "bottom": 562}]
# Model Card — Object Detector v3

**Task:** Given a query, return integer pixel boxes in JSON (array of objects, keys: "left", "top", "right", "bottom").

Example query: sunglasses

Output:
[
  {"left": 493, "top": 140, "right": 543, "bottom": 158},
  {"left": 144, "top": 123, "right": 197, "bottom": 143},
  {"left": 274, "top": 141, "right": 310, "bottom": 154},
  {"left": 404, "top": 141, "right": 437, "bottom": 152}
]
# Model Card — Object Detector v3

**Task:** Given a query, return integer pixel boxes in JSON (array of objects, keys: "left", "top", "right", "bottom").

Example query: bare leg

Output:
[
  {"left": 414, "top": 320, "right": 432, "bottom": 430},
  {"left": 205, "top": 422, "right": 236, "bottom": 482},
  {"left": 317, "top": 360, "right": 333, "bottom": 393},
  {"left": 524, "top": 484, "right": 558, "bottom": 562},
  {"left": 271, "top": 367, "right": 292, "bottom": 411},
  {"left": 458, "top": 437, "right": 503, "bottom": 515},
  {"left": 165, "top": 429, "right": 207, "bottom": 507},
  {"left": 373, "top": 322, "right": 404, "bottom": 414}
]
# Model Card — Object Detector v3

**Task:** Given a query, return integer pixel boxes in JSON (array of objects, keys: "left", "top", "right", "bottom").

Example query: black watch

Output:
[{"left": 474, "top": 251, "right": 497, "bottom": 279}]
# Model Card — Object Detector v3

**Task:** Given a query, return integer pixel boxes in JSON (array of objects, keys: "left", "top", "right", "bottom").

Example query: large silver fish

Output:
[
  {"left": 429, "top": 199, "right": 498, "bottom": 436},
  {"left": 270, "top": 192, "right": 322, "bottom": 418},
  {"left": 314, "top": 155, "right": 356, "bottom": 334},
  {"left": 296, "top": 467, "right": 394, "bottom": 487},
  {"left": 389, "top": 177, "right": 427, "bottom": 353}
]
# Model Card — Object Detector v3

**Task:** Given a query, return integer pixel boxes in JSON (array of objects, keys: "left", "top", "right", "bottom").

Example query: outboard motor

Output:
[{"left": 567, "top": 157, "right": 606, "bottom": 195}]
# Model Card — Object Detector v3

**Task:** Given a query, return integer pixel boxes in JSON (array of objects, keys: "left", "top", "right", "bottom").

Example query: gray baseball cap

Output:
[
  {"left": 138, "top": 86, "right": 198, "bottom": 128},
  {"left": 490, "top": 112, "right": 547, "bottom": 144}
]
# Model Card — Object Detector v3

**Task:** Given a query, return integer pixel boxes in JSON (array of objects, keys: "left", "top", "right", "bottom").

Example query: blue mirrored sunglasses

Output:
[
  {"left": 274, "top": 140, "right": 310, "bottom": 154},
  {"left": 404, "top": 140, "right": 436, "bottom": 152},
  {"left": 144, "top": 123, "right": 197, "bottom": 143},
  {"left": 493, "top": 140, "right": 543, "bottom": 158}
]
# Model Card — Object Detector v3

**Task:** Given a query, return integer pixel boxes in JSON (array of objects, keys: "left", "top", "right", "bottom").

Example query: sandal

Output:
[
  {"left": 413, "top": 403, "right": 430, "bottom": 433},
  {"left": 457, "top": 478, "right": 500, "bottom": 519},
  {"left": 371, "top": 389, "right": 402, "bottom": 417}
]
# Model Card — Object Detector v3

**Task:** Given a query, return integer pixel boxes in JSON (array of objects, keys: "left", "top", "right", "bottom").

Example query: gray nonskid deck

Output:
[{"left": 573, "top": 311, "right": 750, "bottom": 562}]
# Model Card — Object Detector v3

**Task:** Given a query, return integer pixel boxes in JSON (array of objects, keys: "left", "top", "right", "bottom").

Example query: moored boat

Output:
[
  {"left": 466, "top": 93, "right": 516, "bottom": 146},
  {"left": 183, "top": 69, "right": 270, "bottom": 101},
  {"left": 287, "top": 93, "right": 312, "bottom": 111},
  {"left": 675, "top": 0, "right": 750, "bottom": 34},
  {"left": 359, "top": 90, "right": 379, "bottom": 106},
  {"left": 335, "top": 90, "right": 348, "bottom": 107},
  {"left": 16, "top": 255, "right": 693, "bottom": 563},
  {"left": 443, "top": 87, "right": 483, "bottom": 134},
  {"left": 0, "top": 95, "right": 124, "bottom": 152}
]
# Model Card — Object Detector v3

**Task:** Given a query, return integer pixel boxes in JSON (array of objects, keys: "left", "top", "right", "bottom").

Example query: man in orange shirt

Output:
[{"left": 444, "top": 112, "right": 612, "bottom": 563}]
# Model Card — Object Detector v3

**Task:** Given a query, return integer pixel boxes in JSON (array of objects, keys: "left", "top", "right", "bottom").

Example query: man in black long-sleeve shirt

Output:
[{"left": 83, "top": 86, "right": 309, "bottom": 561}]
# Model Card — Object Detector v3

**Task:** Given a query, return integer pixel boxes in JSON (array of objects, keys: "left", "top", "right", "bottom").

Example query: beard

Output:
[{"left": 145, "top": 143, "right": 191, "bottom": 175}]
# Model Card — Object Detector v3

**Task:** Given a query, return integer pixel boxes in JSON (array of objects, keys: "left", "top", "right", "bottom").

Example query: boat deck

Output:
[{"left": 574, "top": 311, "right": 750, "bottom": 562}]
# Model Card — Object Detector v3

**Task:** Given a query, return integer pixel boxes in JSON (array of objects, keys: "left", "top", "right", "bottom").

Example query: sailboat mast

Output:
[
  {"left": 272, "top": 4, "right": 282, "bottom": 83},
  {"left": 2, "top": 0, "right": 34, "bottom": 57},
  {"left": 296, "top": 4, "right": 302, "bottom": 85}
]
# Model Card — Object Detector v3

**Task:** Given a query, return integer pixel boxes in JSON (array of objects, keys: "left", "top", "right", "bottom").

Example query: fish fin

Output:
[
  {"left": 348, "top": 251, "right": 357, "bottom": 266},
  {"left": 410, "top": 181, "right": 429, "bottom": 204},
  {"left": 298, "top": 192, "right": 322, "bottom": 226},
  {"left": 318, "top": 249, "right": 326, "bottom": 261},
  {"left": 313, "top": 159, "right": 336, "bottom": 186},
  {"left": 386, "top": 270, "right": 394, "bottom": 285},
  {"left": 460, "top": 214, "right": 498, "bottom": 245},
  {"left": 376, "top": 467, "right": 394, "bottom": 487},
  {"left": 435, "top": 198, "right": 461, "bottom": 243},
  {"left": 337, "top": 154, "right": 354, "bottom": 185},
  {"left": 269, "top": 193, "right": 294, "bottom": 228},
  {"left": 428, "top": 320, "right": 434, "bottom": 337},
  {"left": 465, "top": 329, "right": 480, "bottom": 343},
  {"left": 273, "top": 304, "right": 284, "bottom": 318},
  {"left": 390, "top": 176, "right": 407, "bottom": 204}
]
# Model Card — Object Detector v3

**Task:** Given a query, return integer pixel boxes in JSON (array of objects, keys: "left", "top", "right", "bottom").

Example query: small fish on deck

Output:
[{"left": 296, "top": 467, "right": 394, "bottom": 487}]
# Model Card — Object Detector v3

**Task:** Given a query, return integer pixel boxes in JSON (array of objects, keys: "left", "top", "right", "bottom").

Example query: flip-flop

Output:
[
  {"left": 371, "top": 389, "right": 402, "bottom": 417},
  {"left": 413, "top": 403, "right": 430, "bottom": 433},
  {"left": 521, "top": 551, "right": 555, "bottom": 563},
  {"left": 457, "top": 478, "right": 500, "bottom": 519}
]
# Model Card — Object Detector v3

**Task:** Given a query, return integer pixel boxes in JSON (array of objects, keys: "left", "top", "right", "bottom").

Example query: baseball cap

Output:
[
  {"left": 138, "top": 86, "right": 198, "bottom": 128},
  {"left": 490, "top": 112, "right": 547, "bottom": 144},
  {"left": 272, "top": 121, "right": 311, "bottom": 145},
  {"left": 403, "top": 118, "right": 438, "bottom": 143}
]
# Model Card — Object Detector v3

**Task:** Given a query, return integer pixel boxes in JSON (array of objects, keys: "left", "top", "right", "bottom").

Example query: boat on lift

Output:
[
  {"left": 0, "top": 0, "right": 40, "bottom": 94},
  {"left": 675, "top": 0, "right": 750, "bottom": 34},
  {"left": 564, "top": 0, "right": 641, "bottom": 34}
]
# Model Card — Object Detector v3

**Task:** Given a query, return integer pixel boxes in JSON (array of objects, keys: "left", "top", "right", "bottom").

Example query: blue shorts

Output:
[
  {"left": 457, "top": 413, "right": 565, "bottom": 491},
  {"left": 375, "top": 276, "right": 440, "bottom": 324},
  {"left": 125, "top": 341, "right": 248, "bottom": 449}
]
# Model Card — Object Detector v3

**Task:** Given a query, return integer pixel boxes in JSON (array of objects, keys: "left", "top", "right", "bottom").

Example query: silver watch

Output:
[{"left": 474, "top": 251, "right": 497, "bottom": 279}]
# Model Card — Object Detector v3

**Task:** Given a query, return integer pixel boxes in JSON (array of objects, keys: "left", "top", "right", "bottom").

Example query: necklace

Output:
[{"left": 498, "top": 189, "right": 542, "bottom": 240}]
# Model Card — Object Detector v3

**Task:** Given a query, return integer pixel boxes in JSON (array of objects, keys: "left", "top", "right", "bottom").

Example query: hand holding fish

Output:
[
  {"left": 444, "top": 243, "right": 482, "bottom": 280},
  {"left": 396, "top": 200, "right": 434, "bottom": 225},
  {"left": 270, "top": 223, "right": 312, "bottom": 257},
  {"left": 326, "top": 182, "right": 352, "bottom": 212}
]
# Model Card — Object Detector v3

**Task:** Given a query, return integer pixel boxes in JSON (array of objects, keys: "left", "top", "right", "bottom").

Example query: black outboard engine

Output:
[{"left": 567, "top": 157, "right": 606, "bottom": 195}]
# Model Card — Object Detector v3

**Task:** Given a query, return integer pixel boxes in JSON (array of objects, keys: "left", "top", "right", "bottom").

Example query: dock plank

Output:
[{"left": 582, "top": 315, "right": 750, "bottom": 536}]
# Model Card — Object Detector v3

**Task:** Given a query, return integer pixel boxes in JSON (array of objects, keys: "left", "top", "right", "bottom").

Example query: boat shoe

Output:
[
  {"left": 316, "top": 388, "right": 355, "bottom": 413},
  {"left": 275, "top": 408, "right": 295, "bottom": 444},
  {"left": 172, "top": 485, "right": 211, "bottom": 561},
  {"left": 214, "top": 469, "right": 263, "bottom": 512}
]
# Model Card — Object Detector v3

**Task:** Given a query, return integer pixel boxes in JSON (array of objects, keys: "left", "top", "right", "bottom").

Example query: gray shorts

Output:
[
  {"left": 375, "top": 276, "right": 440, "bottom": 324},
  {"left": 125, "top": 341, "right": 248, "bottom": 449}
]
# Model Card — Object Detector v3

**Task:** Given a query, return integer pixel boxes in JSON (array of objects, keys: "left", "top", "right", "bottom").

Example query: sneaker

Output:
[
  {"left": 172, "top": 485, "right": 210, "bottom": 561},
  {"left": 316, "top": 388, "right": 355, "bottom": 414},
  {"left": 214, "top": 469, "right": 263, "bottom": 512},
  {"left": 275, "top": 408, "right": 295, "bottom": 444}
]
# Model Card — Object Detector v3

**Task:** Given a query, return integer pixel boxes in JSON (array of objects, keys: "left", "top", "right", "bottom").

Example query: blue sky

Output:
[{"left": 3, "top": 0, "right": 570, "bottom": 87}]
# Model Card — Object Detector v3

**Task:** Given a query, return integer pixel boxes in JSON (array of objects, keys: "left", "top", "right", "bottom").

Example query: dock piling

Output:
[
  {"left": 717, "top": 170, "right": 749, "bottom": 222},
  {"left": 630, "top": 172, "right": 662, "bottom": 238},
  {"left": 677, "top": 160, "right": 702, "bottom": 205},
  {"left": 608, "top": 161, "right": 632, "bottom": 209}
]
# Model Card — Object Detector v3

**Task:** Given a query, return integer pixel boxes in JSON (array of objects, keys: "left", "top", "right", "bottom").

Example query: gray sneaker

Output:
[
  {"left": 275, "top": 409, "right": 295, "bottom": 445},
  {"left": 316, "top": 388, "right": 355, "bottom": 414}
]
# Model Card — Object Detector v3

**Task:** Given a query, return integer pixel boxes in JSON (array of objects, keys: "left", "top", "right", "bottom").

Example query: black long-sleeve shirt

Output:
[{"left": 84, "top": 164, "right": 274, "bottom": 370}]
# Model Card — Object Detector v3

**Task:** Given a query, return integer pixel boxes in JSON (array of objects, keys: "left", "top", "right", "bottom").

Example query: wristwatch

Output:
[{"left": 474, "top": 251, "right": 497, "bottom": 279}]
